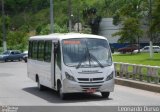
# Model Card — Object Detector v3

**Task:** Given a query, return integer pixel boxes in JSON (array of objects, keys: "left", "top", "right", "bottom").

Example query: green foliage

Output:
[
  {"left": 38, "top": 24, "right": 68, "bottom": 35},
  {"left": 0, "top": 17, "right": 2, "bottom": 47},
  {"left": 7, "top": 31, "right": 28, "bottom": 51},
  {"left": 0, "top": 16, "right": 11, "bottom": 47},
  {"left": 151, "top": 0, "right": 160, "bottom": 33},
  {"left": 113, "top": 18, "right": 143, "bottom": 44},
  {"left": 113, "top": 12, "right": 121, "bottom": 25},
  {"left": 3, "top": 16, "right": 11, "bottom": 30},
  {"left": 102, "top": 0, "right": 123, "bottom": 17},
  {"left": 0, "top": 47, "right": 3, "bottom": 53},
  {"left": 1, "top": 0, "right": 160, "bottom": 51},
  {"left": 112, "top": 0, "right": 145, "bottom": 44},
  {"left": 113, "top": 53, "right": 160, "bottom": 66},
  {"left": 5, "top": 0, "right": 50, "bottom": 14}
]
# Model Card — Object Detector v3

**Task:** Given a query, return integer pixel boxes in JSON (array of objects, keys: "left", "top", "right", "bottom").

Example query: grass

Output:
[
  {"left": 112, "top": 53, "right": 160, "bottom": 66},
  {"left": 113, "top": 53, "right": 160, "bottom": 83}
]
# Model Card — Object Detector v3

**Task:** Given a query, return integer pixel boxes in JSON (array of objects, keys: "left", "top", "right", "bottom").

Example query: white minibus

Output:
[{"left": 27, "top": 33, "right": 115, "bottom": 99}]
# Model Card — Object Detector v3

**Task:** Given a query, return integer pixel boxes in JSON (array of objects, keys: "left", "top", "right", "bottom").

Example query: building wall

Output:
[
  {"left": 99, "top": 18, "right": 120, "bottom": 44},
  {"left": 98, "top": 18, "right": 156, "bottom": 48}
]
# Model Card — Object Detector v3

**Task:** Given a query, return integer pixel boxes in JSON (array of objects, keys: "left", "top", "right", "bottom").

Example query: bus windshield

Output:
[{"left": 62, "top": 38, "right": 112, "bottom": 68}]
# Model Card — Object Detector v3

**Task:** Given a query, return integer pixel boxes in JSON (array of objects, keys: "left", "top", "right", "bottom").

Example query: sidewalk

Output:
[{"left": 115, "top": 77, "right": 160, "bottom": 93}]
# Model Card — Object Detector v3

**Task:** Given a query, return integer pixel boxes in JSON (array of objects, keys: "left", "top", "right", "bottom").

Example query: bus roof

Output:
[{"left": 29, "top": 33, "right": 108, "bottom": 41}]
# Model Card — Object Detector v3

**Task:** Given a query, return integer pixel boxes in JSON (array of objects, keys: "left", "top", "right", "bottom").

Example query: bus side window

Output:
[
  {"left": 56, "top": 42, "right": 61, "bottom": 70},
  {"left": 37, "top": 41, "right": 44, "bottom": 61},
  {"left": 28, "top": 41, "right": 32, "bottom": 59},
  {"left": 32, "top": 41, "right": 38, "bottom": 60},
  {"left": 44, "top": 41, "right": 52, "bottom": 62}
]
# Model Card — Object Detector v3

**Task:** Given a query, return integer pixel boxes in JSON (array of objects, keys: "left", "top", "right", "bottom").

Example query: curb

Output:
[{"left": 115, "top": 78, "right": 160, "bottom": 93}]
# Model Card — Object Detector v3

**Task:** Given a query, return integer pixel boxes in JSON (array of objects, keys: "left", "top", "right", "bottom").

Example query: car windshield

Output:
[{"left": 62, "top": 38, "right": 112, "bottom": 68}]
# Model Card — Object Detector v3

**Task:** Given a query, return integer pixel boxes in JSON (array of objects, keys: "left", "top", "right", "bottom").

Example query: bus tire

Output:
[
  {"left": 57, "top": 82, "right": 66, "bottom": 100},
  {"left": 101, "top": 92, "right": 110, "bottom": 98},
  {"left": 37, "top": 77, "right": 45, "bottom": 91},
  {"left": 60, "top": 88, "right": 67, "bottom": 100}
]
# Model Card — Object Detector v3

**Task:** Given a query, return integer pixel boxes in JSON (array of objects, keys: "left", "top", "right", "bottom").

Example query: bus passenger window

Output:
[
  {"left": 56, "top": 43, "right": 61, "bottom": 70},
  {"left": 37, "top": 41, "right": 44, "bottom": 61},
  {"left": 32, "top": 41, "right": 38, "bottom": 60},
  {"left": 28, "top": 41, "right": 32, "bottom": 59},
  {"left": 44, "top": 41, "right": 52, "bottom": 62}
]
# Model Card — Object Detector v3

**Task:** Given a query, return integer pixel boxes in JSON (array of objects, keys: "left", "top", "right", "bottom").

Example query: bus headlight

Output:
[
  {"left": 106, "top": 71, "right": 114, "bottom": 81},
  {"left": 65, "top": 72, "right": 76, "bottom": 82}
]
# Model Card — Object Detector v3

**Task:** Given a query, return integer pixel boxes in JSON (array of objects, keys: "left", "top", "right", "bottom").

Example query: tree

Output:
[
  {"left": 0, "top": 15, "right": 11, "bottom": 49},
  {"left": 113, "top": 18, "right": 143, "bottom": 44},
  {"left": 151, "top": 0, "right": 160, "bottom": 33},
  {"left": 0, "top": 17, "right": 2, "bottom": 47},
  {"left": 112, "top": 0, "right": 144, "bottom": 50},
  {"left": 7, "top": 31, "right": 28, "bottom": 51},
  {"left": 104, "top": 0, "right": 127, "bottom": 17},
  {"left": 37, "top": 23, "right": 68, "bottom": 35},
  {"left": 83, "top": 7, "right": 101, "bottom": 34}
]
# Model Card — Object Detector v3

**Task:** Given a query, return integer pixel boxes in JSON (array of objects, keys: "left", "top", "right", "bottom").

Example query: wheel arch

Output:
[
  {"left": 35, "top": 74, "right": 39, "bottom": 82},
  {"left": 57, "top": 79, "right": 61, "bottom": 91}
]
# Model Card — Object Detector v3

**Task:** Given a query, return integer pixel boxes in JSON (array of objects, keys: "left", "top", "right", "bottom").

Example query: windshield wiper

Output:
[
  {"left": 89, "top": 53, "right": 104, "bottom": 68},
  {"left": 76, "top": 51, "right": 104, "bottom": 69},
  {"left": 76, "top": 50, "right": 88, "bottom": 69},
  {"left": 76, "top": 52, "right": 104, "bottom": 69},
  {"left": 76, "top": 40, "right": 104, "bottom": 69}
]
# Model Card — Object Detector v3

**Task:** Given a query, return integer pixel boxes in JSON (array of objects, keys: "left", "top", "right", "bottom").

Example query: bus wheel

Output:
[
  {"left": 58, "top": 83, "right": 66, "bottom": 100},
  {"left": 101, "top": 92, "right": 110, "bottom": 98},
  {"left": 37, "top": 77, "right": 45, "bottom": 91},
  {"left": 60, "top": 88, "right": 67, "bottom": 100}
]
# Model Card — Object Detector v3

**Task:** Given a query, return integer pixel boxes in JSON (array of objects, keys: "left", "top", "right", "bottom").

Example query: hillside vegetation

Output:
[
  {"left": 0, "top": 0, "right": 159, "bottom": 51},
  {"left": 0, "top": 0, "right": 106, "bottom": 51}
]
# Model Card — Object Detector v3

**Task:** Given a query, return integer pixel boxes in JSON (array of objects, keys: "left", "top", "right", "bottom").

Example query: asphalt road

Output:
[{"left": 0, "top": 62, "right": 160, "bottom": 107}]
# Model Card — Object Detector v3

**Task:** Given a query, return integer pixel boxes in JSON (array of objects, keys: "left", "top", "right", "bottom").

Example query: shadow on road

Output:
[{"left": 23, "top": 87, "right": 113, "bottom": 103}]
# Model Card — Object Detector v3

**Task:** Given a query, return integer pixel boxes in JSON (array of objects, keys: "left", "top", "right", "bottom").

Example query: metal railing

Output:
[{"left": 114, "top": 62, "right": 160, "bottom": 84}]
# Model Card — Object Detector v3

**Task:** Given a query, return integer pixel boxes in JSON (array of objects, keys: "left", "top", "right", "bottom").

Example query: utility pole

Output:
[
  {"left": 68, "top": 0, "right": 72, "bottom": 32},
  {"left": 77, "top": 9, "right": 80, "bottom": 32},
  {"left": 149, "top": 0, "right": 153, "bottom": 59},
  {"left": 50, "top": 0, "right": 54, "bottom": 33},
  {"left": 2, "top": 0, "right": 7, "bottom": 51}
]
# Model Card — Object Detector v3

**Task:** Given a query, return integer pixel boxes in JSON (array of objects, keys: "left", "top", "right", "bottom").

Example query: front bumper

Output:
[{"left": 62, "top": 78, "right": 114, "bottom": 93}]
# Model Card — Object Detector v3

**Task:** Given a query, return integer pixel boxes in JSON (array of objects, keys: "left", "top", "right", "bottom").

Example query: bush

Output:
[
  {"left": 7, "top": 31, "right": 28, "bottom": 52},
  {"left": 0, "top": 47, "right": 3, "bottom": 53},
  {"left": 37, "top": 23, "right": 68, "bottom": 35}
]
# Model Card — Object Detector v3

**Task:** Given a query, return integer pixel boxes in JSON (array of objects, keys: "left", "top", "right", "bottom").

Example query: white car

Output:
[{"left": 134, "top": 46, "right": 160, "bottom": 53}]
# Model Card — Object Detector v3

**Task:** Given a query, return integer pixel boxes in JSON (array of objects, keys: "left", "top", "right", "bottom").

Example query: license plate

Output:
[{"left": 86, "top": 88, "right": 96, "bottom": 93}]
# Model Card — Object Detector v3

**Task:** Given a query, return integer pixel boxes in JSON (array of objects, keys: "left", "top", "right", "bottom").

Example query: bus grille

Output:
[
  {"left": 77, "top": 77, "right": 104, "bottom": 83},
  {"left": 77, "top": 77, "right": 104, "bottom": 92}
]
